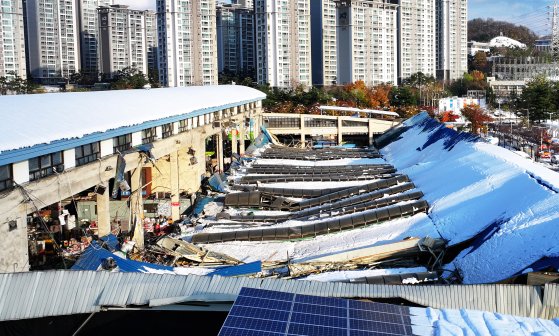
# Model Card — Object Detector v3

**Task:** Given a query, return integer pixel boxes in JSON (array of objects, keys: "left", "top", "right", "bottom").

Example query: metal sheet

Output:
[{"left": 0, "top": 270, "right": 557, "bottom": 322}]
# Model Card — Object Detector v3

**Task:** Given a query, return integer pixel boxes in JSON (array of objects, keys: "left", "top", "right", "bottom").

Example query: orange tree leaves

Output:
[{"left": 461, "top": 104, "right": 493, "bottom": 134}]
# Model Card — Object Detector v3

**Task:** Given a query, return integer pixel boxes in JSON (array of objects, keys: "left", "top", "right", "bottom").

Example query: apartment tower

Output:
[
  {"left": 25, "top": 0, "right": 81, "bottom": 84},
  {"left": 310, "top": 0, "right": 337, "bottom": 86},
  {"left": 335, "top": 0, "right": 399, "bottom": 86},
  {"left": 0, "top": 0, "right": 26, "bottom": 79},
  {"left": 436, "top": 0, "right": 467, "bottom": 81},
  {"left": 397, "top": 0, "right": 436, "bottom": 82},
  {"left": 157, "top": 0, "right": 218, "bottom": 87},
  {"left": 254, "top": 0, "right": 312, "bottom": 88},
  {"left": 78, "top": 0, "right": 112, "bottom": 76},
  {"left": 216, "top": 2, "right": 255, "bottom": 75},
  {"left": 98, "top": 5, "right": 156, "bottom": 77}
]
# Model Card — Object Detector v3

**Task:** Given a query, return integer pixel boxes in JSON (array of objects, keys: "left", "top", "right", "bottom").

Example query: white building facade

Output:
[
  {"left": 436, "top": 0, "right": 468, "bottom": 81},
  {"left": 0, "top": 0, "right": 27, "bottom": 79},
  {"left": 157, "top": 0, "right": 218, "bottom": 87},
  {"left": 336, "top": 0, "right": 399, "bottom": 86},
  {"left": 98, "top": 5, "right": 155, "bottom": 77},
  {"left": 397, "top": 0, "right": 436, "bottom": 82},
  {"left": 216, "top": 3, "right": 255, "bottom": 75},
  {"left": 25, "top": 0, "right": 81, "bottom": 84},
  {"left": 255, "top": 0, "right": 312, "bottom": 88},
  {"left": 78, "top": 0, "right": 113, "bottom": 75}
]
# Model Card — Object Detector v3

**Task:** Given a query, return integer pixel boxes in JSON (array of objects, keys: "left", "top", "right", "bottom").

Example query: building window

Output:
[
  {"left": 29, "top": 152, "right": 64, "bottom": 181},
  {"left": 162, "top": 123, "right": 173, "bottom": 139},
  {"left": 114, "top": 134, "right": 132, "bottom": 153},
  {"left": 142, "top": 127, "right": 157, "bottom": 144},
  {"left": 75, "top": 142, "right": 100, "bottom": 166},
  {"left": 179, "top": 119, "right": 188, "bottom": 133},
  {"left": 0, "top": 164, "right": 13, "bottom": 191}
]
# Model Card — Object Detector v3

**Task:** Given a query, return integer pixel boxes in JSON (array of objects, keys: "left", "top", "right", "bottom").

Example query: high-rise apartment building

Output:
[
  {"left": 255, "top": 0, "right": 312, "bottom": 88},
  {"left": 157, "top": 0, "right": 218, "bottom": 87},
  {"left": 0, "top": 0, "right": 27, "bottom": 79},
  {"left": 336, "top": 0, "right": 399, "bottom": 86},
  {"left": 436, "top": 0, "right": 467, "bottom": 81},
  {"left": 310, "top": 0, "right": 337, "bottom": 86},
  {"left": 98, "top": 5, "right": 156, "bottom": 77},
  {"left": 216, "top": 2, "right": 255, "bottom": 75},
  {"left": 78, "top": 0, "right": 113, "bottom": 75},
  {"left": 397, "top": 0, "right": 436, "bottom": 82},
  {"left": 145, "top": 10, "right": 158, "bottom": 73},
  {"left": 25, "top": 0, "right": 81, "bottom": 84},
  {"left": 233, "top": 0, "right": 253, "bottom": 8}
]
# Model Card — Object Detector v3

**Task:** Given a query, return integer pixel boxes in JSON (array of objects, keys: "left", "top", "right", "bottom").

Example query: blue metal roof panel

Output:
[{"left": 211, "top": 261, "right": 262, "bottom": 277}]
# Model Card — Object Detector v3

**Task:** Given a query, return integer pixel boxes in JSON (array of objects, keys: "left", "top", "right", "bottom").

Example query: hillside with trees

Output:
[{"left": 468, "top": 18, "right": 539, "bottom": 46}]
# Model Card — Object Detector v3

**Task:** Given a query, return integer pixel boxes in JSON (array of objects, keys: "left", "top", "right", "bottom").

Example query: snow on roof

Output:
[
  {"left": 412, "top": 306, "right": 559, "bottom": 335},
  {"left": 489, "top": 35, "right": 527, "bottom": 49},
  {"left": 0, "top": 85, "right": 265, "bottom": 153},
  {"left": 379, "top": 112, "right": 559, "bottom": 284}
]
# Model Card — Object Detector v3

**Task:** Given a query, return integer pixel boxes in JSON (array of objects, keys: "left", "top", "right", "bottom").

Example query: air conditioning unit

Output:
[{"left": 213, "top": 121, "right": 221, "bottom": 128}]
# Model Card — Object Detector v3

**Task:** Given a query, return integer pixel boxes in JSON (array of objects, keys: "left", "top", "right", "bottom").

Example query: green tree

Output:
[
  {"left": 390, "top": 86, "right": 418, "bottom": 109},
  {"left": 110, "top": 66, "right": 148, "bottom": 89},
  {"left": 521, "top": 76, "right": 555, "bottom": 123},
  {"left": 147, "top": 67, "right": 161, "bottom": 88}
]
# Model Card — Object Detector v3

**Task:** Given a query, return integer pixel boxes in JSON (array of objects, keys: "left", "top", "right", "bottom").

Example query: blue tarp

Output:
[
  {"left": 192, "top": 196, "right": 214, "bottom": 217},
  {"left": 71, "top": 242, "right": 174, "bottom": 273},
  {"left": 99, "top": 234, "right": 119, "bottom": 251},
  {"left": 208, "top": 173, "right": 227, "bottom": 192},
  {"left": 210, "top": 261, "right": 262, "bottom": 277}
]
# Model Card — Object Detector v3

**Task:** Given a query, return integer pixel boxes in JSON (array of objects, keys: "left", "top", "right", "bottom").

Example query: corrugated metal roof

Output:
[
  {"left": 0, "top": 271, "right": 559, "bottom": 321},
  {"left": 0, "top": 271, "right": 558, "bottom": 322}
]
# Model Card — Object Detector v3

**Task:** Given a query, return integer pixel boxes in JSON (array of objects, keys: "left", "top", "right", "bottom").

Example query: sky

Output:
[
  {"left": 118, "top": 0, "right": 552, "bottom": 36},
  {"left": 468, "top": 0, "right": 551, "bottom": 35}
]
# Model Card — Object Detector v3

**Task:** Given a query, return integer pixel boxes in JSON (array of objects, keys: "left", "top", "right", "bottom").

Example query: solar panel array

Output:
[{"left": 219, "top": 287, "right": 415, "bottom": 336}]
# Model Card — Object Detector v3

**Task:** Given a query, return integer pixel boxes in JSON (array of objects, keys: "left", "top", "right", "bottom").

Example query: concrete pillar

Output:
[
  {"left": 96, "top": 186, "right": 111, "bottom": 237},
  {"left": 231, "top": 127, "right": 238, "bottom": 155},
  {"left": 239, "top": 121, "right": 246, "bottom": 155},
  {"left": 170, "top": 150, "right": 180, "bottom": 221},
  {"left": 300, "top": 114, "right": 306, "bottom": 147},
  {"left": 130, "top": 164, "right": 144, "bottom": 249},
  {"left": 337, "top": 117, "right": 343, "bottom": 145},
  {"left": 217, "top": 132, "right": 224, "bottom": 173},
  {"left": 368, "top": 119, "right": 375, "bottom": 146},
  {"left": 0, "top": 204, "right": 29, "bottom": 273}
]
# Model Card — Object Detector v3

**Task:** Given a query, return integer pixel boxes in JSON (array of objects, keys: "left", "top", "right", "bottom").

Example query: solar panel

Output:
[{"left": 219, "top": 287, "right": 415, "bottom": 336}]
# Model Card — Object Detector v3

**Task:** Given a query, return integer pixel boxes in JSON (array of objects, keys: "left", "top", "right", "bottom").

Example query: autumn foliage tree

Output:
[
  {"left": 461, "top": 104, "right": 493, "bottom": 135},
  {"left": 440, "top": 111, "right": 460, "bottom": 123}
]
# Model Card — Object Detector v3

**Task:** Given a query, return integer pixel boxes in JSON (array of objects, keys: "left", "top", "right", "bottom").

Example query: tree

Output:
[
  {"left": 440, "top": 111, "right": 460, "bottom": 123},
  {"left": 390, "top": 86, "right": 418, "bottom": 111},
  {"left": 468, "top": 18, "right": 538, "bottom": 46},
  {"left": 403, "top": 72, "right": 436, "bottom": 89},
  {"left": 461, "top": 104, "right": 493, "bottom": 135},
  {"left": 110, "top": 66, "right": 148, "bottom": 89},
  {"left": 147, "top": 67, "right": 161, "bottom": 88},
  {"left": 472, "top": 51, "right": 488, "bottom": 73},
  {"left": 521, "top": 76, "right": 554, "bottom": 122}
]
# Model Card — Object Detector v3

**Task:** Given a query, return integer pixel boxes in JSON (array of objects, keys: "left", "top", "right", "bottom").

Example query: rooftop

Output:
[{"left": 0, "top": 85, "right": 265, "bottom": 163}]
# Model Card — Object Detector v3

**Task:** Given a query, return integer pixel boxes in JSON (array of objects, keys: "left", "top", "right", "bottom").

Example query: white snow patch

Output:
[{"left": 302, "top": 267, "right": 427, "bottom": 282}]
